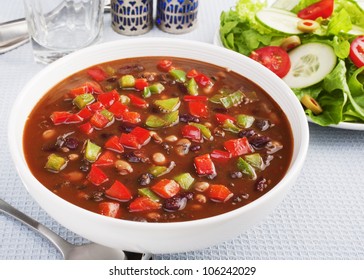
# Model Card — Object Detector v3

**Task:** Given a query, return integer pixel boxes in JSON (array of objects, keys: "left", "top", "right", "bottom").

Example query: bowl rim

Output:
[{"left": 8, "top": 37, "right": 309, "bottom": 230}]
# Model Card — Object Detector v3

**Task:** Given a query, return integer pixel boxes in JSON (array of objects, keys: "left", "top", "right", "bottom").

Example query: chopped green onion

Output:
[
  {"left": 237, "top": 157, "right": 257, "bottom": 180},
  {"left": 174, "top": 173, "right": 195, "bottom": 190},
  {"left": 154, "top": 97, "right": 180, "bottom": 113},
  {"left": 85, "top": 140, "right": 101, "bottom": 162},
  {"left": 189, "top": 122, "right": 213, "bottom": 141},
  {"left": 236, "top": 114, "right": 255, "bottom": 128},
  {"left": 138, "top": 188, "right": 160, "bottom": 202},
  {"left": 169, "top": 69, "right": 187, "bottom": 83},
  {"left": 45, "top": 153, "right": 68, "bottom": 172},
  {"left": 73, "top": 93, "right": 95, "bottom": 109},
  {"left": 186, "top": 78, "right": 198, "bottom": 96},
  {"left": 119, "top": 75, "right": 135, "bottom": 88}
]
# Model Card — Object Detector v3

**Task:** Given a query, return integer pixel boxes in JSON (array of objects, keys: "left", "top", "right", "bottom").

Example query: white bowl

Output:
[{"left": 8, "top": 38, "right": 309, "bottom": 254}]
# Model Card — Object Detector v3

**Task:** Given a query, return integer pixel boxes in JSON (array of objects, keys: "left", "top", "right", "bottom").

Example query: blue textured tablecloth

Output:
[{"left": 0, "top": 0, "right": 363, "bottom": 260}]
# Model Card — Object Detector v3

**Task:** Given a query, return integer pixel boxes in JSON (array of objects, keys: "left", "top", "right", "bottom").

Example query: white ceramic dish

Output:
[
  {"left": 214, "top": 27, "right": 364, "bottom": 131},
  {"left": 8, "top": 38, "right": 309, "bottom": 254}
]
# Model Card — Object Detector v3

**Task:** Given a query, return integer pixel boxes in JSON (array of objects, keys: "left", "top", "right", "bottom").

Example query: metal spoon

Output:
[{"left": 0, "top": 198, "right": 151, "bottom": 260}]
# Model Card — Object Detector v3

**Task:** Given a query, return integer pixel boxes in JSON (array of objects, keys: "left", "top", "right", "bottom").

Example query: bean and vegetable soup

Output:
[{"left": 23, "top": 57, "right": 293, "bottom": 222}]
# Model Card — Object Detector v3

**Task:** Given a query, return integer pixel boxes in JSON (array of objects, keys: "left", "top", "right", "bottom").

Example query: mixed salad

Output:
[{"left": 220, "top": 0, "right": 364, "bottom": 127}]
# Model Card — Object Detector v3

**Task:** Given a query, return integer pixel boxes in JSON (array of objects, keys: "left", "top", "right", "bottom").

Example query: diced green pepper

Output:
[
  {"left": 174, "top": 173, "right": 195, "bottom": 190},
  {"left": 143, "top": 86, "right": 152, "bottom": 98},
  {"left": 146, "top": 110, "right": 179, "bottom": 128},
  {"left": 220, "top": 90, "right": 245, "bottom": 109},
  {"left": 100, "top": 109, "right": 114, "bottom": 122},
  {"left": 119, "top": 95, "right": 130, "bottom": 105},
  {"left": 85, "top": 140, "right": 101, "bottom": 162},
  {"left": 73, "top": 93, "right": 95, "bottom": 109},
  {"left": 119, "top": 75, "right": 135, "bottom": 88},
  {"left": 244, "top": 153, "right": 265, "bottom": 171},
  {"left": 169, "top": 69, "right": 186, "bottom": 83},
  {"left": 148, "top": 161, "right": 176, "bottom": 177},
  {"left": 237, "top": 157, "right": 257, "bottom": 180},
  {"left": 209, "top": 93, "right": 226, "bottom": 104},
  {"left": 236, "top": 114, "right": 255, "bottom": 128},
  {"left": 186, "top": 78, "right": 198, "bottom": 96},
  {"left": 148, "top": 82, "right": 165, "bottom": 94},
  {"left": 189, "top": 122, "right": 213, "bottom": 141},
  {"left": 138, "top": 188, "right": 160, "bottom": 202},
  {"left": 105, "top": 66, "right": 116, "bottom": 76},
  {"left": 45, "top": 153, "right": 68, "bottom": 172},
  {"left": 149, "top": 165, "right": 168, "bottom": 177},
  {"left": 222, "top": 119, "right": 240, "bottom": 133},
  {"left": 154, "top": 97, "right": 180, "bottom": 113}
]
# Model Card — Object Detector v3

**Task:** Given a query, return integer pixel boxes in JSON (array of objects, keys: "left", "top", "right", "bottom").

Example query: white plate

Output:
[{"left": 213, "top": 29, "right": 364, "bottom": 131}]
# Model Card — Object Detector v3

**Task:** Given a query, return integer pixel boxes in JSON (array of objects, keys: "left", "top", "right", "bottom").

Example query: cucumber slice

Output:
[
  {"left": 271, "top": 0, "right": 300, "bottom": 11},
  {"left": 256, "top": 8, "right": 303, "bottom": 35},
  {"left": 347, "top": 25, "right": 364, "bottom": 36},
  {"left": 283, "top": 43, "right": 337, "bottom": 89}
]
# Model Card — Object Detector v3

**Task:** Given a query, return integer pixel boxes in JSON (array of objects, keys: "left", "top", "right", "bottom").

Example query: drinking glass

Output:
[{"left": 23, "top": 0, "right": 105, "bottom": 64}]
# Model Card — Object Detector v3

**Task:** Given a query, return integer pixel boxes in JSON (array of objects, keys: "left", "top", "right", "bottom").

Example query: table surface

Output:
[{"left": 1, "top": 0, "right": 363, "bottom": 260}]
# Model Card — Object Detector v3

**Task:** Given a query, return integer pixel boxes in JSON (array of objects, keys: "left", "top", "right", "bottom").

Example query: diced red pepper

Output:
[
  {"left": 215, "top": 113, "right": 236, "bottom": 124},
  {"left": 210, "top": 150, "right": 232, "bottom": 162},
  {"left": 78, "top": 122, "right": 94, "bottom": 134},
  {"left": 134, "top": 78, "right": 149, "bottom": 91},
  {"left": 108, "top": 101, "right": 129, "bottom": 120},
  {"left": 97, "top": 89, "right": 120, "bottom": 108},
  {"left": 69, "top": 81, "right": 103, "bottom": 98},
  {"left": 195, "top": 73, "right": 213, "bottom": 88},
  {"left": 105, "top": 180, "right": 132, "bottom": 202},
  {"left": 128, "top": 94, "right": 149, "bottom": 109},
  {"left": 151, "top": 179, "right": 180, "bottom": 199},
  {"left": 157, "top": 59, "right": 173, "bottom": 72},
  {"left": 119, "top": 133, "right": 141, "bottom": 149},
  {"left": 129, "top": 197, "right": 161, "bottom": 212},
  {"left": 77, "top": 107, "right": 93, "bottom": 120},
  {"left": 130, "top": 126, "right": 151, "bottom": 146},
  {"left": 94, "top": 151, "right": 117, "bottom": 166},
  {"left": 183, "top": 95, "right": 208, "bottom": 102},
  {"left": 90, "top": 110, "right": 110, "bottom": 129},
  {"left": 104, "top": 135, "right": 124, "bottom": 153},
  {"left": 189, "top": 101, "right": 208, "bottom": 118},
  {"left": 194, "top": 154, "right": 217, "bottom": 177},
  {"left": 87, "top": 101, "right": 104, "bottom": 113},
  {"left": 87, "top": 67, "right": 108, "bottom": 82},
  {"left": 87, "top": 165, "right": 109, "bottom": 186},
  {"left": 224, "top": 137, "right": 253, "bottom": 157},
  {"left": 208, "top": 184, "right": 233, "bottom": 202},
  {"left": 120, "top": 111, "right": 141, "bottom": 124},
  {"left": 50, "top": 111, "right": 83, "bottom": 125},
  {"left": 181, "top": 124, "right": 203, "bottom": 143},
  {"left": 98, "top": 202, "right": 121, "bottom": 218},
  {"left": 187, "top": 69, "right": 199, "bottom": 78}
]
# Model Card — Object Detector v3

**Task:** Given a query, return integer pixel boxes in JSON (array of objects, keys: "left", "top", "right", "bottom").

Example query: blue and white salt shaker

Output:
[
  {"left": 111, "top": 0, "right": 153, "bottom": 35},
  {"left": 156, "top": 0, "right": 199, "bottom": 34}
]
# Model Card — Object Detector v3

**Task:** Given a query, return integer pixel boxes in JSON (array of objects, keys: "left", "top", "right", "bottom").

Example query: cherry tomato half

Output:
[
  {"left": 249, "top": 46, "right": 291, "bottom": 78},
  {"left": 297, "top": 0, "right": 334, "bottom": 20},
  {"left": 350, "top": 36, "right": 364, "bottom": 68}
]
